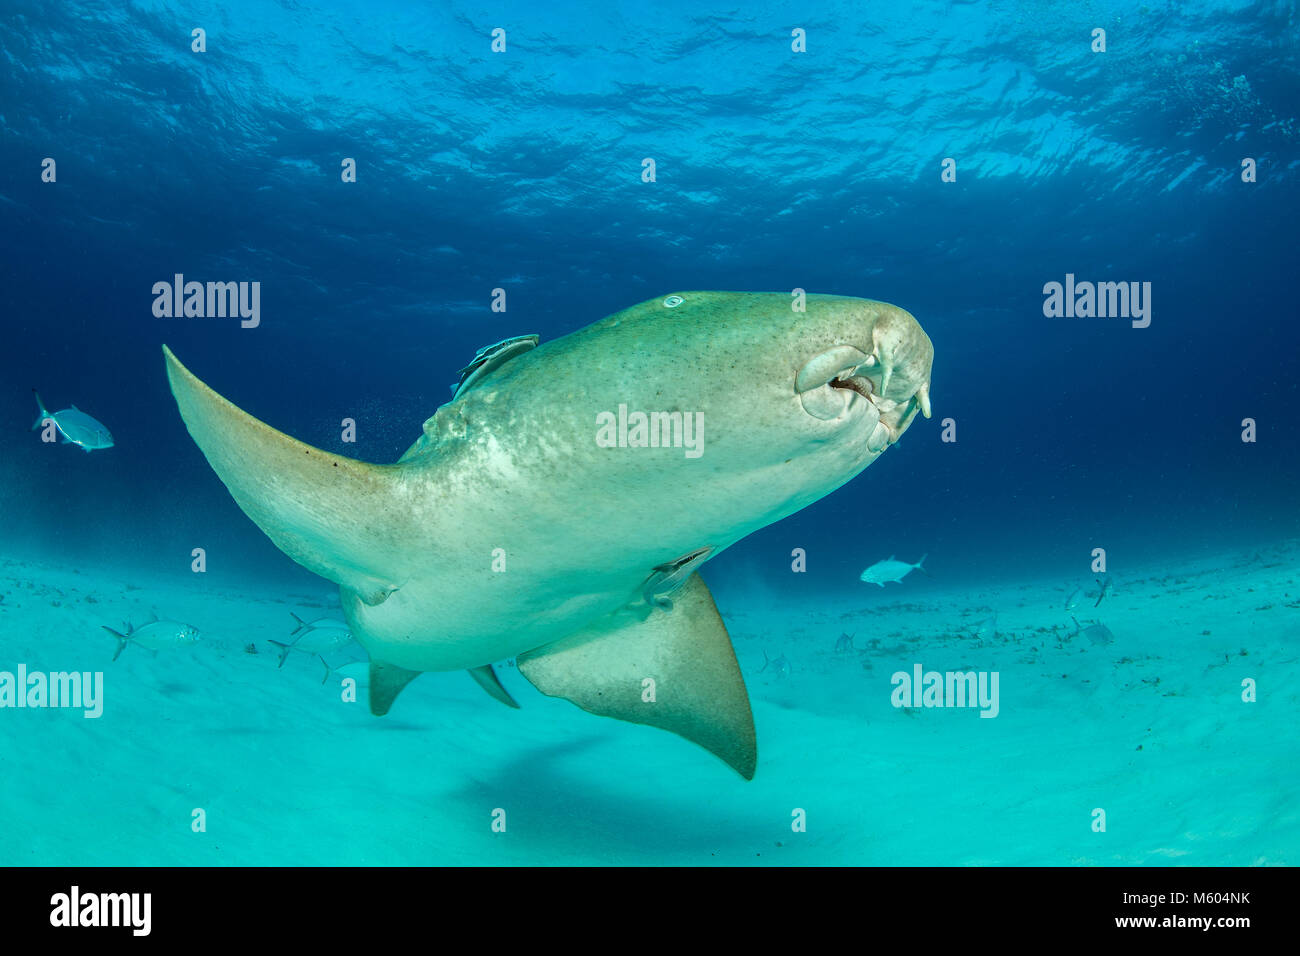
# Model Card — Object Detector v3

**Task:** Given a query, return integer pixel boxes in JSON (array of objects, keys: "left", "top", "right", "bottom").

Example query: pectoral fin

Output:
[
  {"left": 468, "top": 664, "right": 520, "bottom": 709},
  {"left": 369, "top": 660, "right": 422, "bottom": 716},
  {"left": 518, "top": 573, "right": 757, "bottom": 779}
]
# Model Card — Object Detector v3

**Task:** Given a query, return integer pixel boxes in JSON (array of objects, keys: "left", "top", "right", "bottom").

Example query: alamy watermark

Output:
[
  {"left": 152, "top": 274, "right": 260, "bottom": 328},
  {"left": 1043, "top": 274, "right": 1151, "bottom": 328},
  {"left": 891, "top": 663, "right": 1000, "bottom": 718},
  {"left": 0, "top": 665, "right": 103, "bottom": 718},
  {"left": 50, "top": 886, "right": 150, "bottom": 936},
  {"left": 596, "top": 404, "right": 703, "bottom": 458}
]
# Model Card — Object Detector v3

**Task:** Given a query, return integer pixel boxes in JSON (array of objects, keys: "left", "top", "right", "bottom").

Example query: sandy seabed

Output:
[{"left": 0, "top": 539, "right": 1296, "bottom": 866}]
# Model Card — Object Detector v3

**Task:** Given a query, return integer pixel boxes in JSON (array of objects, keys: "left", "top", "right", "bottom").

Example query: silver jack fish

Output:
[
  {"left": 32, "top": 390, "right": 113, "bottom": 452},
  {"left": 860, "top": 554, "right": 927, "bottom": 586},
  {"left": 102, "top": 618, "right": 200, "bottom": 661}
]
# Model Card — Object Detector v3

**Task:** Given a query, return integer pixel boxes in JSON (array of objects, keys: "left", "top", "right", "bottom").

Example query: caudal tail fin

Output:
[
  {"left": 267, "top": 639, "right": 294, "bottom": 668},
  {"left": 31, "top": 390, "right": 49, "bottom": 431},
  {"left": 289, "top": 612, "right": 310, "bottom": 637},
  {"left": 102, "top": 625, "right": 130, "bottom": 662},
  {"left": 317, "top": 655, "right": 333, "bottom": 684},
  {"left": 162, "top": 345, "right": 408, "bottom": 607},
  {"left": 915, "top": 554, "right": 931, "bottom": 576}
]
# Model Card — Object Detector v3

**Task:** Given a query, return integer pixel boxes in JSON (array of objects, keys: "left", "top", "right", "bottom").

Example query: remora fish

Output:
[
  {"left": 102, "top": 619, "right": 200, "bottom": 661},
  {"left": 163, "top": 291, "right": 934, "bottom": 779},
  {"left": 860, "top": 554, "right": 927, "bottom": 586},
  {"left": 31, "top": 390, "right": 114, "bottom": 452}
]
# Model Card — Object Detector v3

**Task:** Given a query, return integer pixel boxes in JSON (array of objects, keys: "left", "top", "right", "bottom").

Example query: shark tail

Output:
[
  {"left": 162, "top": 346, "right": 408, "bottom": 608},
  {"left": 267, "top": 639, "right": 294, "bottom": 668},
  {"left": 102, "top": 625, "right": 131, "bottom": 662}
]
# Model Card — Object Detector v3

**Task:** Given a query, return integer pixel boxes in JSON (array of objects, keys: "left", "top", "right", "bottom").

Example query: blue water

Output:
[{"left": 2, "top": 1, "right": 1297, "bottom": 865}]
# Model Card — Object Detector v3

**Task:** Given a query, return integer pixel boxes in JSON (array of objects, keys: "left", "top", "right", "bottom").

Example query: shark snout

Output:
[
  {"left": 861, "top": 307, "right": 934, "bottom": 448},
  {"left": 794, "top": 303, "right": 934, "bottom": 448}
]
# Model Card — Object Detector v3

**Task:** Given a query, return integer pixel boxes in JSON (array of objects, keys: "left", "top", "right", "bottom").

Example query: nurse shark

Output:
[{"left": 163, "top": 291, "right": 935, "bottom": 778}]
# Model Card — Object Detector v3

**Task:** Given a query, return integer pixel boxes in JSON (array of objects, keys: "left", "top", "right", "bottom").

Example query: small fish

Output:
[
  {"left": 1072, "top": 616, "right": 1115, "bottom": 646},
  {"left": 835, "top": 632, "right": 855, "bottom": 653},
  {"left": 268, "top": 627, "right": 356, "bottom": 667},
  {"left": 317, "top": 656, "right": 370, "bottom": 686},
  {"left": 968, "top": 613, "right": 998, "bottom": 641},
  {"left": 643, "top": 546, "right": 714, "bottom": 611},
  {"left": 32, "top": 390, "right": 114, "bottom": 452},
  {"left": 1064, "top": 587, "right": 1082, "bottom": 612},
  {"left": 450, "top": 335, "right": 540, "bottom": 398},
  {"left": 1083, "top": 624, "right": 1116, "bottom": 646},
  {"left": 760, "top": 650, "right": 791, "bottom": 677},
  {"left": 860, "top": 554, "right": 927, "bottom": 587},
  {"left": 1093, "top": 575, "right": 1112, "bottom": 608},
  {"left": 289, "top": 612, "right": 351, "bottom": 638},
  {"left": 102, "top": 619, "right": 200, "bottom": 661}
]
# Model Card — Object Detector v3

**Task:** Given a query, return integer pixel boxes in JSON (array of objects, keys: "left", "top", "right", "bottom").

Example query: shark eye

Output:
[{"left": 662, "top": 295, "right": 684, "bottom": 308}]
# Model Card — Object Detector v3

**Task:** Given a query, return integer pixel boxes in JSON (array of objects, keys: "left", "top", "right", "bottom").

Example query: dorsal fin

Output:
[{"left": 518, "top": 573, "right": 756, "bottom": 779}]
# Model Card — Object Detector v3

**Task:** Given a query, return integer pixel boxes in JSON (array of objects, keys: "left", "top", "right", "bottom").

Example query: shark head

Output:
[
  {"left": 722, "top": 291, "right": 934, "bottom": 518},
  {"left": 436, "top": 291, "right": 935, "bottom": 552},
  {"left": 162, "top": 291, "right": 935, "bottom": 780}
]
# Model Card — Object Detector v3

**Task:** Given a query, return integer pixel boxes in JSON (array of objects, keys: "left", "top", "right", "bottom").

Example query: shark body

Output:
[{"left": 163, "top": 291, "right": 934, "bottom": 778}]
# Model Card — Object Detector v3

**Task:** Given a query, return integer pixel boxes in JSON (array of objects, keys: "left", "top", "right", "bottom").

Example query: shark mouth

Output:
[
  {"left": 795, "top": 337, "right": 933, "bottom": 450},
  {"left": 829, "top": 375, "right": 872, "bottom": 400}
]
